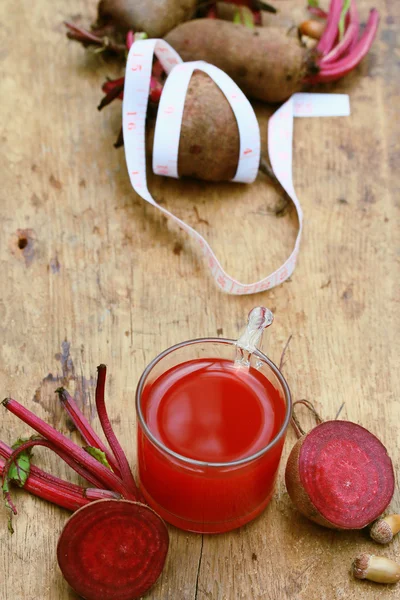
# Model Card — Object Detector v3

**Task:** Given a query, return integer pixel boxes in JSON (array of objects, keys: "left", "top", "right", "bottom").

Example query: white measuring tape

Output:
[{"left": 123, "top": 39, "right": 350, "bottom": 295}]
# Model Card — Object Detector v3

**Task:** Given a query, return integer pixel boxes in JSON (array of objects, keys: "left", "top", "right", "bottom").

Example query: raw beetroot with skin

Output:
[
  {"left": 96, "top": 0, "right": 197, "bottom": 37},
  {"left": 165, "top": 19, "right": 309, "bottom": 103},
  {"left": 111, "top": 71, "right": 281, "bottom": 183},
  {"left": 110, "top": 70, "right": 276, "bottom": 181},
  {"left": 105, "top": 68, "right": 277, "bottom": 183},
  {"left": 146, "top": 70, "right": 240, "bottom": 182},
  {"left": 285, "top": 420, "right": 395, "bottom": 529},
  {"left": 66, "top": 0, "right": 197, "bottom": 47}
]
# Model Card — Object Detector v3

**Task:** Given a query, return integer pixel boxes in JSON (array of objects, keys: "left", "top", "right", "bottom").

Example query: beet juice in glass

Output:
[{"left": 136, "top": 307, "right": 291, "bottom": 533}]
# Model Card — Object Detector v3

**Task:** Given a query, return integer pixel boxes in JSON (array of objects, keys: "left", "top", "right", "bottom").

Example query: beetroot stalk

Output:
[
  {"left": 3, "top": 438, "right": 106, "bottom": 491},
  {"left": 1, "top": 456, "right": 89, "bottom": 512},
  {"left": 1, "top": 439, "right": 104, "bottom": 497},
  {"left": 206, "top": 4, "right": 217, "bottom": 18},
  {"left": 308, "top": 5, "right": 329, "bottom": 19},
  {"left": 95, "top": 365, "right": 141, "bottom": 499},
  {"left": 0, "top": 454, "right": 120, "bottom": 512},
  {"left": 85, "top": 488, "right": 121, "bottom": 500},
  {"left": 98, "top": 73, "right": 162, "bottom": 112},
  {"left": 98, "top": 80, "right": 125, "bottom": 111},
  {"left": 347, "top": 0, "right": 360, "bottom": 50},
  {"left": 114, "top": 127, "right": 124, "bottom": 148},
  {"left": 56, "top": 387, "right": 121, "bottom": 476},
  {"left": 320, "top": 20, "right": 358, "bottom": 63},
  {"left": 102, "top": 78, "right": 125, "bottom": 95},
  {"left": 64, "top": 21, "right": 126, "bottom": 54},
  {"left": 314, "top": 9, "right": 379, "bottom": 82},
  {"left": 290, "top": 399, "right": 323, "bottom": 439},
  {"left": 126, "top": 30, "right": 134, "bottom": 49},
  {"left": 321, "top": 0, "right": 359, "bottom": 64},
  {"left": 2, "top": 398, "right": 133, "bottom": 499},
  {"left": 317, "top": 0, "right": 344, "bottom": 55}
]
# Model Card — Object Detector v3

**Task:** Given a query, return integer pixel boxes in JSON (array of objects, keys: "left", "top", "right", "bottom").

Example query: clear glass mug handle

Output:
[{"left": 235, "top": 307, "right": 274, "bottom": 368}]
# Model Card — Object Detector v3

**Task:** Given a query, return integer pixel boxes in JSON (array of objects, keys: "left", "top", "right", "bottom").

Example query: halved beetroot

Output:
[
  {"left": 285, "top": 420, "right": 395, "bottom": 529},
  {"left": 57, "top": 499, "right": 169, "bottom": 600}
]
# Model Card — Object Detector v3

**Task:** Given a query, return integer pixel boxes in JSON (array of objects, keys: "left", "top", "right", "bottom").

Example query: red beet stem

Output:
[
  {"left": 2, "top": 398, "right": 132, "bottom": 498},
  {"left": 321, "top": 0, "right": 360, "bottom": 64},
  {"left": 95, "top": 365, "right": 141, "bottom": 500},
  {"left": 114, "top": 127, "right": 124, "bottom": 148},
  {"left": 99, "top": 71, "right": 163, "bottom": 110},
  {"left": 253, "top": 10, "right": 262, "bottom": 25},
  {"left": 56, "top": 387, "right": 121, "bottom": 476},
  {"left": 316, "top": 9, "right": 379, "bottom": 82},
  {"left": 0, "top": 440, "right": 16, "bottom": 460},
  {"left": 64, "top": 21, "right": 126, "bottom": 54},
  {"left": 126, "top": 30, "right": 134, "bottom": 49},
  {"left": 1, "top": 439, "right": 99, "bottom": 497},
  {"left": 98, "top": 82, "right": 125, "bottom": 111},
  {"left": 291, "top": 399, "right": 323, "bottom": 438},
  {"left": 308, "top": 6, "right": 328, "bottom": 19},
  {"left": 3, "top": 438, "right": 105, "bottom": 492},
  {"left": 85, "top": 488, "right": 121, "bottom": 500},
  {"left": 1, "top": 451, "right": 119, "bottom": 512},
  {"left": 57, "top": 499, "right": 169, "bottom": 600},
  {"left": 65, "top": 21, "right": 105, "bottom": 45},
  {"left": 1, "top": 455, "right": 90, "bottom": 512},
  {"left": 102, "top": 78, "right": 125, "bottom": 94},
  {"left": 223, "top": 0, "right": 276, "bottom": 11},
  {"left": 320, "top": 21, "right": 358, "bottom": 64},
  {"left": 348, "top": 0, "right": 360, "bottom": 51},
  {"left": 2, "top": 440, "right": 86, "bottom": 514},
  {"left": 317, "top": 0, "right": 344, "bottom": 55},
  {"left": 150, "top": 79, "right": 163, "bottom": 103}
]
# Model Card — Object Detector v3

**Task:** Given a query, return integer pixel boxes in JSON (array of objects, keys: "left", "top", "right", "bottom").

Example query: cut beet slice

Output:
[
  {"left": 285, "top": 421, "right": 395, "bottom": 529},
  {"left": 57, "top": 499, "right": 169, "bottom": 600}
]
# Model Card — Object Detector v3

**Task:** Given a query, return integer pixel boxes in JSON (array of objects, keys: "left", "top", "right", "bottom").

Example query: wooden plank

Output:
[{"left": 0, "top": 0, "right": 399, "bottom": 598}]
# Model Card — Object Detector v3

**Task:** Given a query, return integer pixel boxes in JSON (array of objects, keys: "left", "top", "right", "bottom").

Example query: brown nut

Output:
[{"left": 353, "top": 553, "right": 400, "bottom": 584}]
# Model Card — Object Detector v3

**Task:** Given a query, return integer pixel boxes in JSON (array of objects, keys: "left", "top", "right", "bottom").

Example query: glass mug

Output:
[{"left": 135, "top": 312, "right": 291, "bottom": 534}]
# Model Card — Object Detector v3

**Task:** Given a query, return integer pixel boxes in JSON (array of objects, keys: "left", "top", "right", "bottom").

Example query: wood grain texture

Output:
[{"left": 0, "top": 0, "right": 399, "bottom": 598}]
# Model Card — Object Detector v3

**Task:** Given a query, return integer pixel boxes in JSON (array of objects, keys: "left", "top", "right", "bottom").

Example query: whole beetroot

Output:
[
  {"left": 165, "top": 19, "right": 311, "bottom": 103},
  {"left": 146, "top": 71, "right": 239, "bottom": 182},
  {"left": 65, "top": 0, "right": 197, "bottom": 51},
  {"left": 177, "top": 71, "right": 240, "bottom": 181},
  {"left": 96, "top": 0, "right": 197, "bottom": 37}
]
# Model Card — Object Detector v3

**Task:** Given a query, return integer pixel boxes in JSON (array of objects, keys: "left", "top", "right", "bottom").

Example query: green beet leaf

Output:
[
  {"left": 2, "top": 436, "right": 39, "bottom": 534},
  {"left": 84, "top": 446, "right": 112, "bottom": 470},
  {"left": 8, "top": 436, "right": 37, "bottom": 487}
]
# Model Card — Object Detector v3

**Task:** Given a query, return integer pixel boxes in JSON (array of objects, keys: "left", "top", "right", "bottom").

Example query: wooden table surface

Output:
[{"left": 1, "top": 0, "right": 399, "bottom": 598}]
